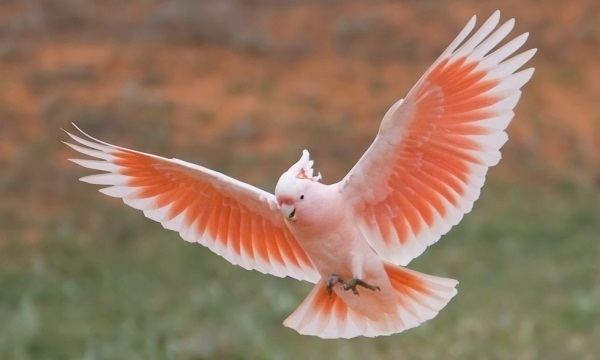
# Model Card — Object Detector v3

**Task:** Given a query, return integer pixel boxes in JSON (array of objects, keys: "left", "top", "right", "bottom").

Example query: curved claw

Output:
[{"left": 343, "top": 278, "right": 380, "bottom": 295}]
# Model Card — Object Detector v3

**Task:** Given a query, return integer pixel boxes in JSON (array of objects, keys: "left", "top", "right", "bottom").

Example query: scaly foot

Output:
[
  {"left": 343, "top": 278, "right": 380, "bottom": 295},
  {"left": 326, "top": 274, "right": 344, "bottom": 296}
]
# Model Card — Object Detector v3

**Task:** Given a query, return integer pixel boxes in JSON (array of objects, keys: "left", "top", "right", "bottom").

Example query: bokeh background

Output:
[{"left": 1, "top": 0, "right": 599, "bottom": 358}]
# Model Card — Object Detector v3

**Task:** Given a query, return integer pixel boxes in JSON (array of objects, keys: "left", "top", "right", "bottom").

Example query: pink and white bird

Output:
[{"left": 64, "top": 11, "right": 535, "bottom": 338}]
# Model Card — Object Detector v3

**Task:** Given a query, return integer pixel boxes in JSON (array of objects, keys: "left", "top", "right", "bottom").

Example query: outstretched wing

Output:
[
  {"left": 338, "top": 11, "right": 535, "bottom": 265},
  {"left": 64, "top": 125, "right": 319, "bottom": 283}
]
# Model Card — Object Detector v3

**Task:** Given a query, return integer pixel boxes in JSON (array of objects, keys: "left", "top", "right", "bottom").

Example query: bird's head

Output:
[{"left": 275, "top": 150, "right": 322, "bottom": 223}]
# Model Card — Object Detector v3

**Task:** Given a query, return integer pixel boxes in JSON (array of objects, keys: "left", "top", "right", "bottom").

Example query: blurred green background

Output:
[{"left": 0, "top": 0, "right": 599, "bottom": 359}]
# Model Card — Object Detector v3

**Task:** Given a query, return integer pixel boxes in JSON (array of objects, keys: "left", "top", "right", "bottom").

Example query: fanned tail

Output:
[{"left": 283, "top": 264, "right": 458, "bottom": 338}]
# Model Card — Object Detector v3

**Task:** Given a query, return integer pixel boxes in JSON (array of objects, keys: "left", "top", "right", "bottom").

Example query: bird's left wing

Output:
[
  {"left": 337, "top": 11, "right": 535, "bottom": 266},
  {"left": 64, "top": 125, "right": 319, "bottom": 283}
]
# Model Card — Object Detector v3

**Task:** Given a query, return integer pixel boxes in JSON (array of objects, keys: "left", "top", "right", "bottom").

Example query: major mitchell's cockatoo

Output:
[{"left": 64, "top": 11, "right": 535, "bottom": 338}]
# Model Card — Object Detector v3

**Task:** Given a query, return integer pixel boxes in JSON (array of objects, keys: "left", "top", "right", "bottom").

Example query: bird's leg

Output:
[
  {"left": 326, "top": 274, "right": 344, "bottom": 296},
  {"left": 343, "top": 278, "right": 380, "bottom": 295}
]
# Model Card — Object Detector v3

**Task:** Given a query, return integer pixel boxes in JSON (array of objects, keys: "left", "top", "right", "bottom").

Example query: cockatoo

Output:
[{"left": 64, "top": 11, "right": 535, "bottom": 338}]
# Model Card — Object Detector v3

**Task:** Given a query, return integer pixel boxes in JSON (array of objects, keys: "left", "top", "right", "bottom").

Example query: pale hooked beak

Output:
[{"left": 280, "top": 203, "right": 297, "bottom": 222}]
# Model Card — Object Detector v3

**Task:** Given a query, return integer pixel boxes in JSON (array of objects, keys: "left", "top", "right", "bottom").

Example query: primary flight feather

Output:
[{"left": 64, "top": 10, "right": 535, "bottom": 339}]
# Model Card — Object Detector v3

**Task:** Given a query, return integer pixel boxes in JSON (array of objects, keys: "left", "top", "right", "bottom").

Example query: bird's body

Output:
[
  {"left": 285, "top": 185, "right": 355, "bottom": 277},
  {"left": 277, "top": 182, "right": 355, "bottom": 276},
  {"left": 282, "top": 181, "right": 400, "bottom": 315},
  {"left": 64, "top": 10, "right": 535, "bottom": 338}
]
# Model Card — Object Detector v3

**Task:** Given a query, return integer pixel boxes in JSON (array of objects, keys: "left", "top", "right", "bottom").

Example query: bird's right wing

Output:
[
  {"left": 64, "top": 125, "right": 319, "bottom": 283},
  {"left": 337, "top": 11, "right": 535, "bottom": 265}
]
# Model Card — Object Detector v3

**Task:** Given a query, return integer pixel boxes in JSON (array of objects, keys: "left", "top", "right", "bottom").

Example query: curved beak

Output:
[{"left": 280, "top": 203, "right": 297, "bottom": 222}]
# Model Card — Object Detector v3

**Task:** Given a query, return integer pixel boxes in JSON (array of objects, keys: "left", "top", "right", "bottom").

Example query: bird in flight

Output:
[{"left": 64, "top": 10, "right": 535, "bottom": 338}]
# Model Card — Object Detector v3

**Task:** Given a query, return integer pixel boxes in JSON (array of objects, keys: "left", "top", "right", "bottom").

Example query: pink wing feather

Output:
[
  {"left": 339, "top": 11, "right": 536, "bottom": 265},
  {"left": 64, "top": 126, "right": 319, "bottom": 283}
]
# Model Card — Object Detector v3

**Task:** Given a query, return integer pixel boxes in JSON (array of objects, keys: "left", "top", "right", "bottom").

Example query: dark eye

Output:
[{"left": 300, "top": 195, "right": 305, "bottom": 200}]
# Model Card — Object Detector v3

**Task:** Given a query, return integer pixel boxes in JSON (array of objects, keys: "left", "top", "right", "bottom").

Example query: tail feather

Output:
[{"left": 283, "top": 264, "right": 458, "bottom": 338}]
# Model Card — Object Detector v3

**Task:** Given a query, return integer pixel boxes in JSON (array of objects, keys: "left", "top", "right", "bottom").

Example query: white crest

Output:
[{"left": 288, "top": 149, "right": 322, "bottom": 182}]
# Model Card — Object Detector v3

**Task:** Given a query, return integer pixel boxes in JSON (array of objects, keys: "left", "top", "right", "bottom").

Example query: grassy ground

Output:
[{"left": 1, "top": 179, "right": 598, "bottom": 359}]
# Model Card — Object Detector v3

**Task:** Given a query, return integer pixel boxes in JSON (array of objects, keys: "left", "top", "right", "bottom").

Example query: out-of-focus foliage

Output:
[
  {"left": 1, "top": 185, "right": 598, "bottom": 358},
  {"left": 0, "top": 0, "right": 598, "bottom": 358}
]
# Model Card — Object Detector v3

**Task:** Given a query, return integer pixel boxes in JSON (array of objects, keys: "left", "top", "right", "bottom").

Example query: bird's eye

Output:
[{"left": 300, "top": 195, "right": 305, "bottom": 200}]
